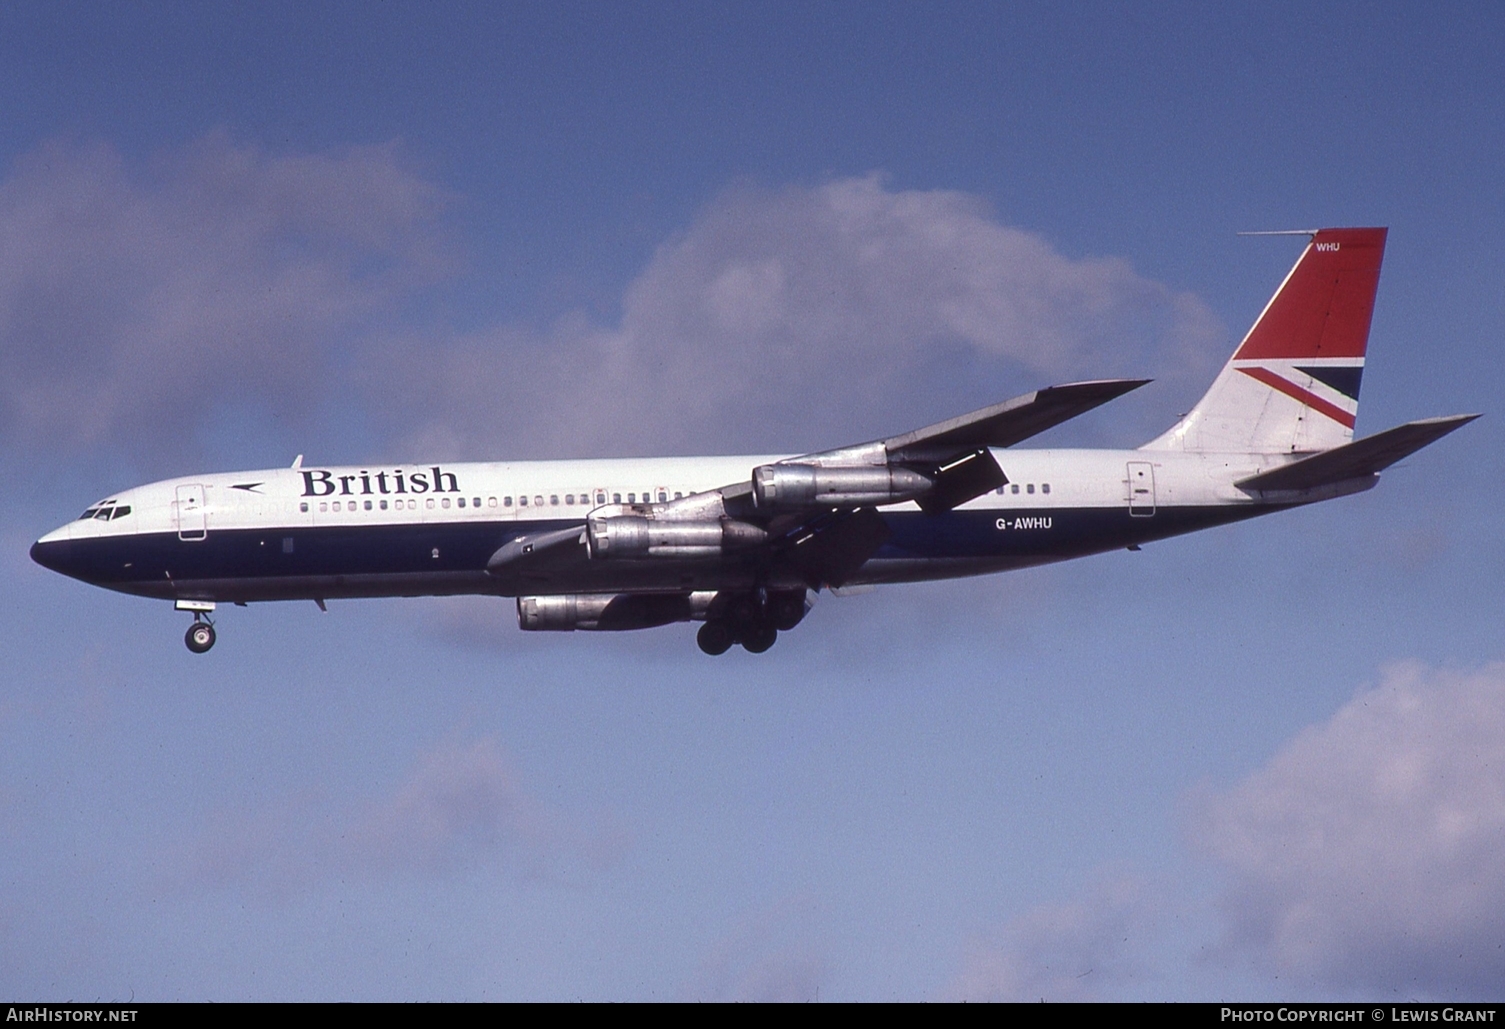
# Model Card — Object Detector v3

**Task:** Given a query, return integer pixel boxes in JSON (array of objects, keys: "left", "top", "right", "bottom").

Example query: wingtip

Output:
[
  {"left": 1049, "top": 377, "right": 1153, "bottom": 393},
  {"left": 1416, "top": 412, "right": 1482, "bottom": 427}
]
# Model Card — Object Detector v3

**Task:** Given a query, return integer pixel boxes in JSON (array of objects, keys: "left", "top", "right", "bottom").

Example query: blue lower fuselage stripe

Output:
[{"left": 31, "top": 504, "right": 1274, "bottom": 601}]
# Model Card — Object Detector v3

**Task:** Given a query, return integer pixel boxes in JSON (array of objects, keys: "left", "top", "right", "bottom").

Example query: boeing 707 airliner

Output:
[{"left": 31, "top": 228, "right": 1476, "bottom": 654}]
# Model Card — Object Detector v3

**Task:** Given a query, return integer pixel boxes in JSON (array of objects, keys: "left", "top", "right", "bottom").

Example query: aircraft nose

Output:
[
  {"left": 30, "top": 524, "right": 74, "bottom": 575},
  {"left": 31, "top": 537, "right": 71, "bottom": 574}
]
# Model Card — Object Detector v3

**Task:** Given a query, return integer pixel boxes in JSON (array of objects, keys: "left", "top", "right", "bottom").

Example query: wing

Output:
[
  {"left": 879, "top": 379, "right": 1152, "bottom": 454},
  {"left": 780, "top": 378, "right": 1149, "bottom": 515},
  {"left": 486, "top": 379, "right": 1150, "bottom": 592}
]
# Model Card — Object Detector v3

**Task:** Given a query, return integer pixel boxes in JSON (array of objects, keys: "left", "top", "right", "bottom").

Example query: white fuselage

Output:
[{"left": 33, "top": 446, "right": 1338, "bottom": 605}]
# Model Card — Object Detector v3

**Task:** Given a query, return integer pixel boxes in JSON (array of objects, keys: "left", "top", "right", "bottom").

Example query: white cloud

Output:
[
  {"left": 1193, "top": 661, "right": 1505, "bottom": 997},
  {"left": 0, "top": 133, "right": 448, "bottom": 460},
  {"left": 945, "top": 877, "right": 1156, "bottom": 1001},
  {"left": 189, "top": 735, "right": 624, "bottom": 899},
  {"left": 0, "top": 137, "right": 1221, "bottom": 467},
  {"left": 379, "top": 174, "right": 1221, "bottom": 460},
  {"left": 681, "top": 896, "right": 829, "bottom": 1003}
]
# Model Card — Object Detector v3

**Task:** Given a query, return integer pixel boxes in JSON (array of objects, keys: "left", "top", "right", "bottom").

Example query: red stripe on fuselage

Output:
[{"left": 1238, "top": 366, "right": 1357, "bottom": 428}]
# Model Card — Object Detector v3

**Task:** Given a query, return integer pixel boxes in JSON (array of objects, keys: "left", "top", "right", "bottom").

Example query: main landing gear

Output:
[
  {"left": 176, "top": 599, "right": 217, "bottom": 654},
  {"left": 696, "top": 589, "right": 806, "bottom": 656}
]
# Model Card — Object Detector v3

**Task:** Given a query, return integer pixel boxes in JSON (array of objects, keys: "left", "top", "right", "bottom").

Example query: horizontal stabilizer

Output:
[
  {"left": 884, "top": 379, "right": 1150, "bottom": 456},
  {"left": 1236, "top": 415, "right": 1478, "bottom": 492}
]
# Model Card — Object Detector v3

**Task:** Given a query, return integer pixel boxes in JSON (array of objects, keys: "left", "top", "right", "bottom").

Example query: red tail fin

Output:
[
  {"left": 1143, "top": 228, "right": 1388, "bottom": 454},
  {"left": 1233, "top": 227, "right": 1387, "bottom": 361}
]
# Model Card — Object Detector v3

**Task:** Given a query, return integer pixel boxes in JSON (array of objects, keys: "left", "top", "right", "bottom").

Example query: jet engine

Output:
[
  {"left": 752, "top": 463, "right": 931, "bottom": 510},
  {"left": 518, "top": 592, "right": 715, "bottom": 631},
  {"left": 585, "top": 514, "right": 766, "bottom": 559}
]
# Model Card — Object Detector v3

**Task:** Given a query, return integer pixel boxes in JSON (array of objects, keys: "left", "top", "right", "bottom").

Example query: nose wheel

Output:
[{"left": 185, "top": 616, "right": 216, "bottom": 654}]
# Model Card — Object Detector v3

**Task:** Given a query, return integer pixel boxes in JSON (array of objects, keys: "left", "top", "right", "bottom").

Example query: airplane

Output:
[{"left": 30, "top": 227, "right": 1477, "bottom": 656}]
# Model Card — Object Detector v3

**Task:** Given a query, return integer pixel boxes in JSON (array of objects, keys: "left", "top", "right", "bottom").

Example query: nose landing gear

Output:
[
  {"left": 185, "top": 617, "right": 216, "bottom": 654},
  {"left": 175, "top": 599, "right": 218, "bottom": 654}
]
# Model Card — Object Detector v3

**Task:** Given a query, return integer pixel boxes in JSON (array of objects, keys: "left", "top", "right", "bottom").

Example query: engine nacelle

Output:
[
  {"left": 586, "top": 514, "right": 766, "bottom": 559},
  {"left": 752, "top": 463, "right": 932, "bottom": 510},
  {"left": 518, "top": 592, "right": 713, "bottom": 631}
]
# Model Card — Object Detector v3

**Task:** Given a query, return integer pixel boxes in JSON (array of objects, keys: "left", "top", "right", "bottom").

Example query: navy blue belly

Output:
[{"left": 33, "top": 504, "right": 1277, "bottom": 602}]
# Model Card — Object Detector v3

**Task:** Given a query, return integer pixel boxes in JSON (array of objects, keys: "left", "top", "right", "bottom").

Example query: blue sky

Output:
[{"left": 2, "top": 1, "right": 1503, "bottom": 1000}]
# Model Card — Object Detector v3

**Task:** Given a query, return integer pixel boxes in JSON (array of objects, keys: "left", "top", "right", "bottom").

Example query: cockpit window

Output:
[
  {"left": 111, "top": 505, "right": 131, "bottom": 519},
  {"left": 81, "top": 500, "right": 120, "bottom": 520}
]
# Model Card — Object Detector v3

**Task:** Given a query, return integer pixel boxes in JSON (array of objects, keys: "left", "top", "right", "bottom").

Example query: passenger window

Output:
[
  {"left": 627, "top": 493, "right": 635, "bottom": 503},
  {"left": 426, "top": 498, "right": 435, "bottom": 509},
  {"left": 1027, "top": 484, "right": 1034, "bottom": 494},
  {"left": 613, "top": 493, "right": 621, "bottom": 503},
  {"left": 596, "top": 492, "right": 606, "bottom": 505},
  {"left": 364, "top": 499, "right": 373, "bottom": 510},
  {"left": 565, "top": 494, "right": 574, "bottom": 505},
  {"left": 1042, "top": 483, "right": 1050, "bottom": 494},
  {"left": 379, "top": 500, "right": 388, "bottom": 510},
  {"left": 534, "top": 496, "right": 543, "bottom": 507},
  {"left": 442, "top": 498, "right": 451, "bottom": 509},
  {"left": 519, "top": 496, "right": 527, "bottom": 506},
  {"left": 300, "top": 502, "right": 309, "bottom": 513},
  {"left": 658, "top": 491, "right": 667, "bottom": 503},
  {"left": 333, "top": 501, "right": 342, "bottom": 512},
  {"left": 319, "top": 502, "right": 328, "bottom": 512},
  {"left": 504, "top": 496, "right": 513, "bottom": 506},
  {"left": 550, "top": 495, "right": 559, "bottom": 506},
  {"left": 1011, "top": 484, "right": 1020, "bottom": 494},
  {"left": 457, "top": 497, "right": 466, "bottom": 508},
  {"left": 675, "top": 492, "right": 683, "bottom": 500},
  {"left": 488, "top": 497, "right": 496, "bottom": 507}
]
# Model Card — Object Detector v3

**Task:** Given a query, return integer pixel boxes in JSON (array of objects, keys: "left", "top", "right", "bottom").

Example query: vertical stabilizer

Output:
[{"left": 1143, "top": 227, "right": 1387, "bottom": 454}]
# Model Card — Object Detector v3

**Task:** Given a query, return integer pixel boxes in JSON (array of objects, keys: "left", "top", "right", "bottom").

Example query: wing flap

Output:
[
  {"left": 1236, "top": 415, "right": 1478, "bottom": 492},
  {"left": 915, "top": 448, "right": 1007, "bottom": 514},
  {"left": 780, "top": 507, "right": 892, "bottom": 589}
]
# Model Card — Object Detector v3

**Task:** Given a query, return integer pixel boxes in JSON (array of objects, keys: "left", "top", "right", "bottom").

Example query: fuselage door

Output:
[
  {"left": 176, "top": 484, "right": 208, "bottom": 540},
  {"left": 1127, "top": 462, "right": 1156, "bottom": 517}
]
